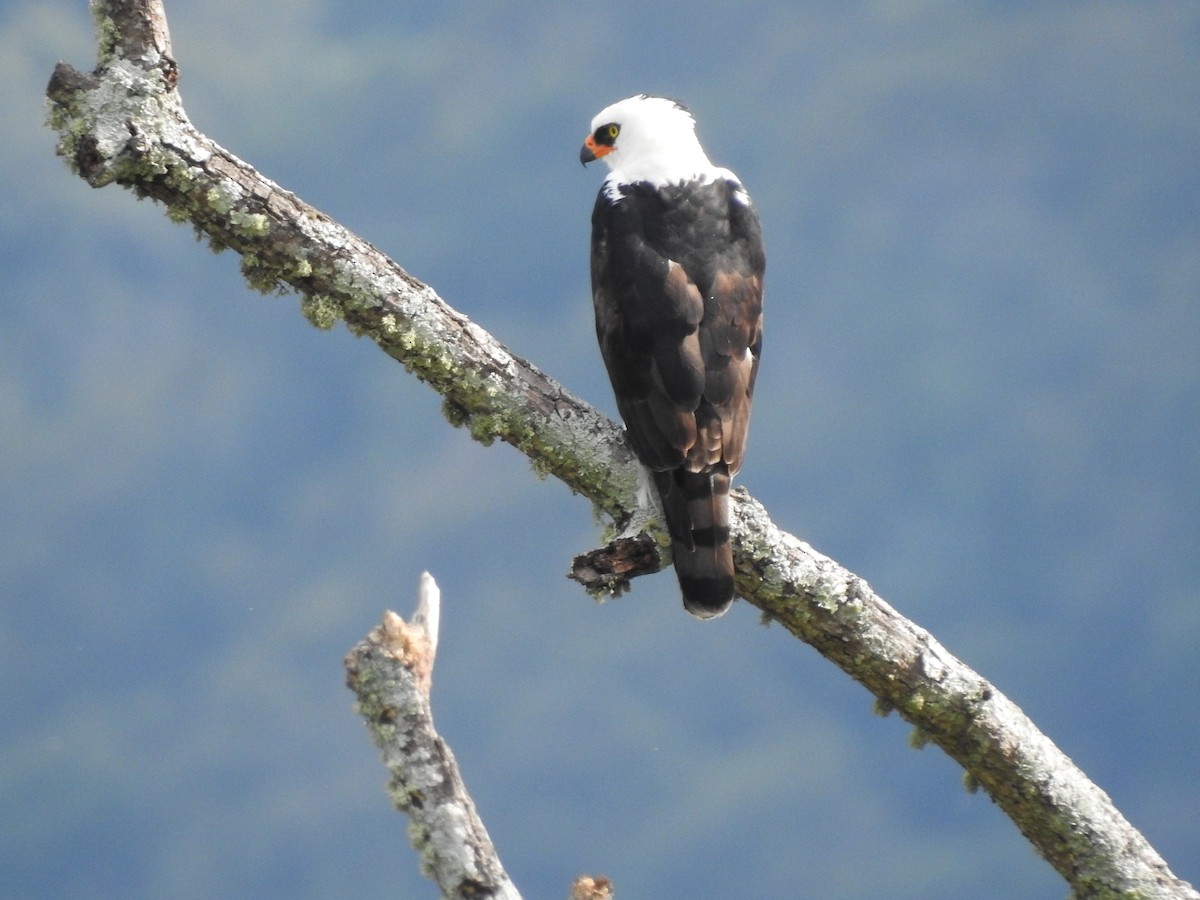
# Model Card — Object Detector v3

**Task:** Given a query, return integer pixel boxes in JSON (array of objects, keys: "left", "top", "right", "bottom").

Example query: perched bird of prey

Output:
[{"left": 581, "top": 95, "right": 765, "bottom": 619}]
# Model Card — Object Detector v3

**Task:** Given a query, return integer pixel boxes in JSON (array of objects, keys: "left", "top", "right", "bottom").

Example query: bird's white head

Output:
[{"left": 580, "top": 95, "right": 716, "bottom": 189}]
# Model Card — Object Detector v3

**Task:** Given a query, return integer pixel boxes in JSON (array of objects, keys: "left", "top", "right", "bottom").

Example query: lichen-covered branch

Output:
[
  {"left": 46, "top": 2, "right": 1198, "bottom": 897},
  {"left": 345, "top": 575, "right": 520, "bottom": 899},
  {"left": 731, "top": 493, "right": 1196, "bottom": 898},
  {"left": 47, "top": 0, "right": 640, "bottom": 534}
]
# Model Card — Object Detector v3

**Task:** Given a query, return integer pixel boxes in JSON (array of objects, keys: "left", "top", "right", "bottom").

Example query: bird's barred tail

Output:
[{"left": 653, "top": 468, "right": 735, "bottom": 619}]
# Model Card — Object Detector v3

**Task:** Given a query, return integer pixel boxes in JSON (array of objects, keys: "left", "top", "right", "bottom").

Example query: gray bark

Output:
[{"left": 345, "top": 576, "right": 521, "bottom": 899}]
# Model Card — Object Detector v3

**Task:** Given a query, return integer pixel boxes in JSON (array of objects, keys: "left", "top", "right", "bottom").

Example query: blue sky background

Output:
[{"left": 3, "top": 2, "right": 1198, "bottom": 897}]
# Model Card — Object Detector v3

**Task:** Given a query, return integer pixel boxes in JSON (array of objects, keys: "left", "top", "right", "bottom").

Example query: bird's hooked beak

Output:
[{"left": 579, "top": 133, "right": 613, "bottom": 166}]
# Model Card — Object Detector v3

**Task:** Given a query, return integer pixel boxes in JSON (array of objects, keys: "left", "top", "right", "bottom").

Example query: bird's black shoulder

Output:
[
  {"left": 592, "top": 176, "right": 762, "bottom": 282},
  {"left": 588, "top": 171, "right": 765, "bottom": 475}
]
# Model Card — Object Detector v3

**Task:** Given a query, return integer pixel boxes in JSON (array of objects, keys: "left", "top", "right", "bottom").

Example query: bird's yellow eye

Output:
[{"left": 593, "top": 123, "right": 620, "bottom": 148}]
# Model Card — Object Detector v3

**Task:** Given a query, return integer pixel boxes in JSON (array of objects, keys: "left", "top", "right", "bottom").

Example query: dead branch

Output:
[{"left": 345, "top": 574, "right": 520, "bottom": 899}]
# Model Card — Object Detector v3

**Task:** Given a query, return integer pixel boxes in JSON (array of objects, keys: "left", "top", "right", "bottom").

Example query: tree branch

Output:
[
  {"left": 345, "top": 575, "right": 520, "bottom": 899},
  {"left": 47, "top": 2, "right": 1198, "bottom": 896}
]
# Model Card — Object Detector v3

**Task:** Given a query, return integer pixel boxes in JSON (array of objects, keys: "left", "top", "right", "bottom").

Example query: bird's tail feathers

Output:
[{"left": 653, "top": 468, "right": 735, "bottom": 619}]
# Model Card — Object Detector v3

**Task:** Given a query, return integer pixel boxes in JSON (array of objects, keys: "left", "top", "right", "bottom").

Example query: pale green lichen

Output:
[
  {"left": 301, "top": 294, "right": 342, "bottom": 330},
  {"left": 407, "top": 818, "right": 429, "bottom": 849},
  {"left": 205, "top": 183, "right": 238, "bottom": 215},
  {"left": 527, "top": 450, "right": 557, "bottom": 480},
  {"left": 908, "top": 726, "right": 931, "bottom": 750},
  {"left": 410, "top": 821, "right": 437, "bottom": 878},
  {"left": 240, "top": 254, "right": 286, "bottom": 295},
  {"left": 235, "top": 249, "right": 316, "bottom": 296},
  {"left": 379, "top": 327, "right": 464, "bottom": 388},
  {"left": 229, "top": 210, "right": 270, "bottom": 237},
  {"left": 45, "top": 94, "right": 84, "bottom": 146},
  {"left": 136, "top": 144, "right": 172, "bottom": 179},
  {"left": 466, "top": 418, "right": 497, "bottom": 447},
  {"left": 441, "top": 399, "right": 470, "bottom": 429},
  {"left": 90, "top": 1, "right": 121, "bottom": 66},
  {"left": 385, "top": 318, "right": 607, "bottom": 491},
  {"left": 46, "top": 76, "right": 96, "bottom": 175}
]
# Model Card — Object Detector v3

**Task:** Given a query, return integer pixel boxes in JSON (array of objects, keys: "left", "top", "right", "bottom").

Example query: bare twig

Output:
[
  {"left": 345, "top": 575, "right": 520, "bottom": 899},
  {"left": 46, "top": 2, "right": 1198, "bottom": 897}
]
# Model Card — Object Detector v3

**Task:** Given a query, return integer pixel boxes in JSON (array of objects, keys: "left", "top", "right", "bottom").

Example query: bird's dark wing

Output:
[
  {"left": 590, "top": 180, "right": 763, "bottom": 476},
  {"left": 591, "top": 191, "right": 703, "bottom": 470},
  {"left": 694, "top": 187, "right": 764, "bottom": 476}
]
